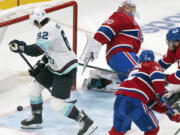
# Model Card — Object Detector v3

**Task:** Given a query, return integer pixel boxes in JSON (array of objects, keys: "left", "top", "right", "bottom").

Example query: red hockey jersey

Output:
[
  {"left": 115, "top": 61, "right": 166, "bottom": 106},
  {"left": 94, "top": 11, "right": 143, "bottom": 62},
  {"left": 158, "top": 46, "right": 180, "bottom": 84}
]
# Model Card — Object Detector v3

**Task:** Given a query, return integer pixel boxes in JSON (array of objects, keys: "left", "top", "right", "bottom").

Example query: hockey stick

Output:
[
  {"left": 18, "top": 52, "right": 34, "bottom": 70},
  {"left": 81, "top": 53, "right": 93, "bottom": 75},
  {"left": 174, "top": 128, "right": 180, "bottom": 135},
  {"left": 78, "top": 63, "right": 128, "bottom": 76},
  {"left": 18, "top": 53, "right": 77, "bottom": 104}
]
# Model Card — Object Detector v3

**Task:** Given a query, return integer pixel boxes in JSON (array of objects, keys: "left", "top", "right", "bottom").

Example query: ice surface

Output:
[{"left": 0, "top": 0, "right": 180, "bottom": 134}]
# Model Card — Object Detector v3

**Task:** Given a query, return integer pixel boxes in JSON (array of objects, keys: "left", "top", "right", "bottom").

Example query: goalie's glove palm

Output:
[
  {"left": 9, "top": 39, "right": 26, "bottom": 53},
  {"left": 29, "top": 60, "right": 45, "bottom": 77}
]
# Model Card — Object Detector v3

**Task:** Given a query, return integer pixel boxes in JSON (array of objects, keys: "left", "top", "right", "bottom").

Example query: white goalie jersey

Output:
[{"left": 36, "top": 20, "right": 78, "bottom": 75}]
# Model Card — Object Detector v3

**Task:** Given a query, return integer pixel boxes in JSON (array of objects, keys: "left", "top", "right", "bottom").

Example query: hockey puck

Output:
[{"left": 17, "top": 106, "right": 23, "bottom": 111}]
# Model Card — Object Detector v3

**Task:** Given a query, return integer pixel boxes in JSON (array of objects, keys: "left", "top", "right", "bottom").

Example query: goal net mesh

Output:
[{"left": 0, "top": 0, "right": 77, "bottom": 77}]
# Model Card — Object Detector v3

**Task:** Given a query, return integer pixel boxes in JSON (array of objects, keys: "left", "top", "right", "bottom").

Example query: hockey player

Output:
[
  {"left": 9, "top": 8, "right": 97, "bottom": 135},
  {"left": 158, "top": 27, "right": 180, "bottom": 110},
  {"left": 108, "top": 50, "right": 180, "bottom": 135},
  {"left": 158, "top": 27, "right": 180, "bottom": 84},
  {"left": 80, "top": 0, "right": 143, "bottom": 83}
]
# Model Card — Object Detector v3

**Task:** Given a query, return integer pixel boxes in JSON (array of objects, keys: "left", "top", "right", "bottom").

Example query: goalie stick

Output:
[
  {"left": 79, "top": 63, "right": 128, "bottom": 76},
  {"left": 18, "top": 52, "right": 77, "bottom": 104},
  {"left": 174, "top": 128, "right": 180, "bottom": 135},
  {"left": 81, "top": 53, "right": 93, "bottom": 75}
]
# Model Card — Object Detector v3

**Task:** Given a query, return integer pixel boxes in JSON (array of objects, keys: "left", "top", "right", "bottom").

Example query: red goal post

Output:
[
  {"left": 0, "top": 0, "right": 77, "bottom": 53},
  {"left": 0, "top": 0, "right": 78, "bottom": 89}
]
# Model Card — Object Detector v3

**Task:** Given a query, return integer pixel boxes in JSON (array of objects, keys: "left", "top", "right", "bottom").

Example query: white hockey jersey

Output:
[{"left": 35, "top": 20, "right": 78, "bottom": 75}]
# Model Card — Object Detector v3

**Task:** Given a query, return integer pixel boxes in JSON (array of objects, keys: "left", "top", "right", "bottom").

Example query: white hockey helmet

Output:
[{"left": 30, "top": 7, "right": 47, "bottom": 24}]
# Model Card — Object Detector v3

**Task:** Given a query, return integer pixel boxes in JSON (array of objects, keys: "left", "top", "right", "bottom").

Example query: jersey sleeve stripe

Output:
[
  {"left": 150, "top": 71, "right": 165, "bottom": 81},
  {"left": 118, "top": 87, "right": 149, "bottom": 101},
  {"left": 96, "top": 31, "right": 111, "bottom": 42},
  {"left": 118, "top": 29, "right": 140, "bottom": 40},
  {"left": 131, "top": 72, "right": 154, "bottom": 92},
  {"left": 106, "top": 44, "right": 134, "bottom": 57},
  {"left": 175, "top": 70, "right": 180, "bottom": 80},
  {"left": 36, "top": 39, "right": 51, "bottom": 52},
  {"left": 158, "top": 59, "right": 171, "bottom": 70},
  {"left": 97, "top": 25, "right": 115, "bottom": 41}
]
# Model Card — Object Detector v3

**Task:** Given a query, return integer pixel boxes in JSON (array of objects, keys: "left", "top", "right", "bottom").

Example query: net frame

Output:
[
  {"left": 0, "top": 0, "right": 77, "bottom": 53},
  {"left": 0, "top": 0, "right": 78, "bottom": 89}
]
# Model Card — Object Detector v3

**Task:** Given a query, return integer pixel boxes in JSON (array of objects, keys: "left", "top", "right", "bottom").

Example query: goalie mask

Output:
[
  {"left": 166, "top": 27, "right": 180, "bottom": 51},
  {"left": 118, "top": 0, "right": 139, "bottom": 17},
  {"left": 30, "top": 8, "right": 47, "bottom": 26}
]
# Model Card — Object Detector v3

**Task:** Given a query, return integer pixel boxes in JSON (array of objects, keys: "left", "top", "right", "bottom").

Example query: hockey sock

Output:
[
  {"left": 50, "top": 97, "right": 80, "bottom": 121},
  {"left": 29, "top": 94, "right": 43, "bottom": 111},
  {"left": 67, "top": 105, "right": 80, "bottom": 120},
  {"left": 108, "top": 126, "right": 126, "bottom": 135},
  {"left": 144, "top": 127, "right": 159, "bottom": 135}
]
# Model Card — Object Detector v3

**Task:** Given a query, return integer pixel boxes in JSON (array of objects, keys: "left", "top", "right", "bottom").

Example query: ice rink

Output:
[{"left": 0, "top": 0, "right": 180, "bottom": 134}]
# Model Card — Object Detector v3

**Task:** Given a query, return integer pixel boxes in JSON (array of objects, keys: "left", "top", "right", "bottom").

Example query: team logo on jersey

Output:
[{"left": 138, "top": 30, "right": 144, "bottom": 42}]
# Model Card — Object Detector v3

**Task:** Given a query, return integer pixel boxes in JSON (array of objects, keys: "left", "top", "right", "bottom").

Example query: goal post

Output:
[
  {"left": 0, "top": 0, "right": 77, "bottom": 53},
  {"left": 0, "top": 0, "right": 78, "bottom": 90}
]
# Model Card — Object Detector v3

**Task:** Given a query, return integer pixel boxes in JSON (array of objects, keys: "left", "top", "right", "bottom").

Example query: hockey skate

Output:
[
  {"left": 77, "top": 110, "right": 97, "bottom": 135},
  {"left": 21, "top": 109, "right": 42, "bottom": 129}
]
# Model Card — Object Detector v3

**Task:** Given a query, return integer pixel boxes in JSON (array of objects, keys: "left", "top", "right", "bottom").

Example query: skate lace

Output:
[{"left": 25, "top": 114, "right": 35, "bottom": 121}]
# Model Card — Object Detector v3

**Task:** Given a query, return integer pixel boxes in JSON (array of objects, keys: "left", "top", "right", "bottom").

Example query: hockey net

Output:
[{"left": 0, "top": 0, "right": 77, "bottom": 88}]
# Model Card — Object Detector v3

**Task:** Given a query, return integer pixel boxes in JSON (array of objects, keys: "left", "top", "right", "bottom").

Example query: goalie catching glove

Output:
[
  {"left": 9, "top": 39, "right": 27, "bottom": 53},
  {"left": 80, "top": 34, "right": 101, "bottom": 63}
]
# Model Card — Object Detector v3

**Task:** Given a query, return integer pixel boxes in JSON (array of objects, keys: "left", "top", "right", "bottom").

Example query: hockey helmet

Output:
[
  {"left": 30, "top": 8, "right": 47, "bottom": 25},
  {"left": 139, "top": 50, "right": 155, "bottom": 63},
  {"left": 166, "top": 27, "right": 180, "bottom": 42},
  {"left": 166, "top": 27, "right": 180, "bottom": 51}
]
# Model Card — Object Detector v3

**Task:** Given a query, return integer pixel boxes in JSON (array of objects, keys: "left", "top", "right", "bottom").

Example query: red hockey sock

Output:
[
  {"left": 108, "top": 126, "right": 126, "bottom": 135},
  {"left": 144, "top": 127, "right": 159, "bottom": 135}
]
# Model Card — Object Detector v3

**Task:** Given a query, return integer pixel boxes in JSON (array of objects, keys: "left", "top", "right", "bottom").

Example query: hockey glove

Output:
[
  {"left": 29, "top": 60, "right": 46, "bottom": 77},
  {"left": 166, "top": 109, "right": 180, "bottom": 122},
  {"left": 80, "top": 34, "right": 101, "bottom": 63},
  {"left": 9, "top": 39, "right": 27, "bottom": 53},
  {"left": 156, "top": 92, "right": 168, "bottom": 105}
]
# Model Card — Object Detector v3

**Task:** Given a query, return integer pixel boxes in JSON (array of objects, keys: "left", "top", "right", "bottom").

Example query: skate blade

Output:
[
  {"left": 84, "top": 124, "right": 97, "bottom": 135},
  {"left": 21, "top": 124, "right": 42, "bottom": 129}
]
